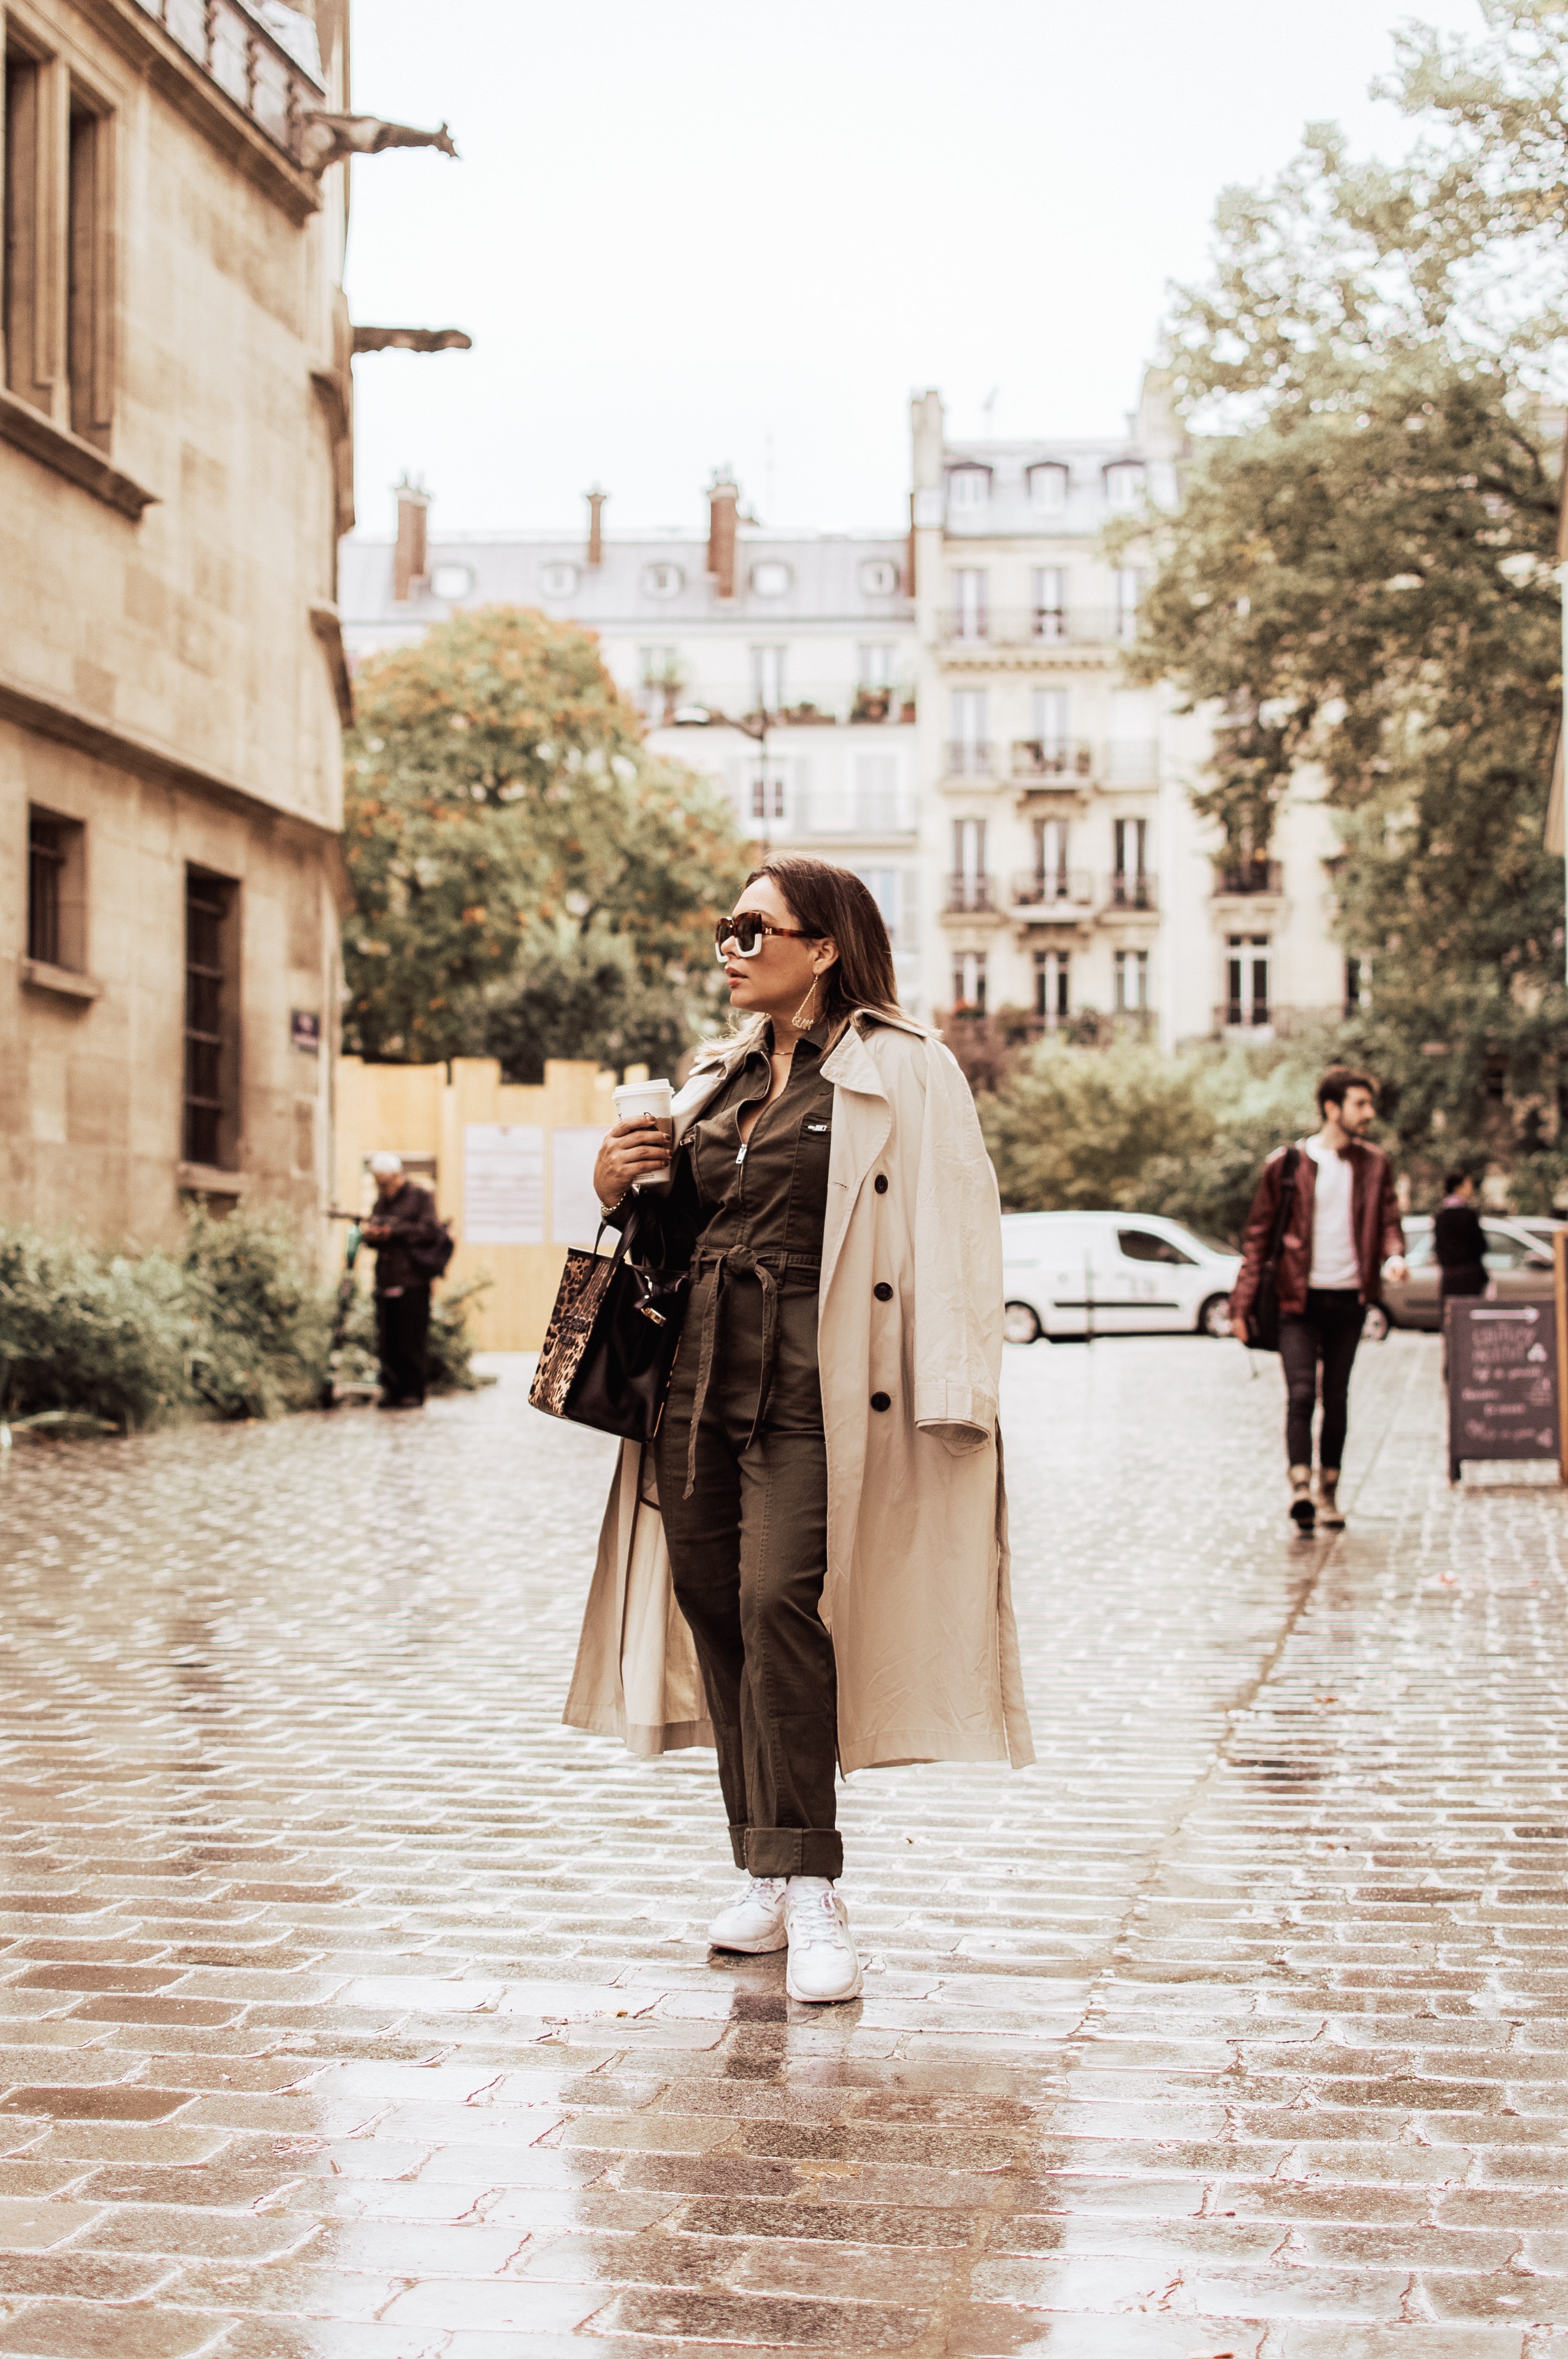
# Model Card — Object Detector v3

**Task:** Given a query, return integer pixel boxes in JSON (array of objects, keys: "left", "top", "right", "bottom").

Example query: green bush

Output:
[
  {"left": 981, "top": 1035, "right": 1327, "bottom": 1246},
  {"left": 0, "top": 1205, "right": 488, "bottom": 1435},
  {"left": 180, "top": 1204, "right": 334, "bottom": 1420},
  {"left": 0, "top": 1229, "right": 189, "bottom": 1432}
]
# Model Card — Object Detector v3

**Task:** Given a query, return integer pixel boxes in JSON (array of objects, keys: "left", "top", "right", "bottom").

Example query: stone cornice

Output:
[{"left": 0, "top": 669, "right": 346, "bottom": 856}]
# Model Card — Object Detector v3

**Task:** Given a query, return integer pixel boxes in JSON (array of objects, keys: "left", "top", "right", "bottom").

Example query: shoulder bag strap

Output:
[{"left": 1263, "top": 1146, "right": 1301, "bottom": 1275}]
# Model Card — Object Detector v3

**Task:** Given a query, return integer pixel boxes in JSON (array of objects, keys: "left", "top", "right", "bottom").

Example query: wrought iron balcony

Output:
[
  {"left": 1011, "top": 869, "right": 1094, "bottom": 912},
  {"left": 944, "top": 741, "right": 996, "bottom": 780},
  {"left": 662, "top": 683, "right": 917, "bottom": 731},
  {"left": 1107, "top": 871, "right": 1158, "bottom": 912},
  {"left": 1011, "top": 738, "right": 1095, "bottom": 781},
  {"left": 1214, "top": 859, "right": 1284, "bottom": 896},
  {"left": 943, "top": 875, "right": 1001, "bottom": 916},
  {"left": 1216, "top": 1001, "right": 1274, "bottom": 1034},
  {"left": 937, "top": 608, "right": 1138, "bottom": 651}
]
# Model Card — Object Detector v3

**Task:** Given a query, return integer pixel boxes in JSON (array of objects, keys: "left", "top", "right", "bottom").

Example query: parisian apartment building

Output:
[
  {"left": 340, "top": 377, "right": 1350, "bottom": 1044},
  {"left": 1, "top": 0, "right": 355, "bottom": 1242}
]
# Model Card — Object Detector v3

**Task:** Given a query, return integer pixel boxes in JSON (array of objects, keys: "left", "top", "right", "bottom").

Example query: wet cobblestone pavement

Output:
[{"left": 0, "top": 1333, "right": 1562, "bottom": 2357}]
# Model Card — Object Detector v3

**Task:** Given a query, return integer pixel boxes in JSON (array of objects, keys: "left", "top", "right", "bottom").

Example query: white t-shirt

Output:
[{"left": 1304, "top": 1135, "right": 1360, "bottom": 1290}]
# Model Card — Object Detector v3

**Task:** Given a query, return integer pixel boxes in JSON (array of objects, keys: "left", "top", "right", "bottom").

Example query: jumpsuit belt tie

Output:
[{"left": 681, "top": 1245, "right": 821, "bottom": 1499}]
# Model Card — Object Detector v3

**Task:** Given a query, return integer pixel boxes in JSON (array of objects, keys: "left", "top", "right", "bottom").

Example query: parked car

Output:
[
  {"left": 1376, "top": 1213, "right": 1556, "bottom": 1336},
  {"left": 1001, "top": 1211, "right": 1242, "bottom": 1344}
]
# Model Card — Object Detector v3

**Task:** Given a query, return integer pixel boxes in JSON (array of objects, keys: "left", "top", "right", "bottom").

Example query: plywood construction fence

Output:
[{"left": 334, "top": 1057, "right": 617, "bottom": 1352}]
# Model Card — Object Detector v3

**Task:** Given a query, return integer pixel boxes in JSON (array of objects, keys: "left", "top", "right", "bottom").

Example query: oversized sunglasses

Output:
[{"left": 714, "top": 914, "right": 821, "bottom": 960}]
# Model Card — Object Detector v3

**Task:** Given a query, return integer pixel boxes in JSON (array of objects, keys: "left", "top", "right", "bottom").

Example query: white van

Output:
[{"left": 1001, "top": 1210, "right": 1242, "bottom": 1344}]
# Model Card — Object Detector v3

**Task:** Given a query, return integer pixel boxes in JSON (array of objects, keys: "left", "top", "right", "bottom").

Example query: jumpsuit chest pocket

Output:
[{"left": 780, "top": 1108, "right": 832, "bottom": 1256}]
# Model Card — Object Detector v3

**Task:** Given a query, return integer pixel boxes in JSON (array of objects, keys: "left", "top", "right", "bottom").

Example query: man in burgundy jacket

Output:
[{"left": 1230, "top": 1066, "right": 1407, "bottom": 1534}]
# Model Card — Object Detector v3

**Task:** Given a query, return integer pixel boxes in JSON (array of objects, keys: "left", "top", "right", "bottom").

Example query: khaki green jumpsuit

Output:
[{"left": 650, "top": 1018, "right": 842, "bottom": 1879}]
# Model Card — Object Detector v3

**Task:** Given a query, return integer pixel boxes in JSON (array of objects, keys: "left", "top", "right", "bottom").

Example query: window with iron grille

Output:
[{"left": 185, "top": 870, "right": 238, "bottom": 1167}]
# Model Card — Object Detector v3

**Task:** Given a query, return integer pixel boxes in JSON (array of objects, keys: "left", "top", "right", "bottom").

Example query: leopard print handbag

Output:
[{"left": 529, "top": 1220, "right": 690, "bottom": 1441}]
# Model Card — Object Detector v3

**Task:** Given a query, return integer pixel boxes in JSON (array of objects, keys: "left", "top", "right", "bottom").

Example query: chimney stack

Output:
[
  {"left": 707, "top": 470, "right": 739, "bottom": 600},
  {"left": 392, "top": 474, "right": 431, "bottom": 603},
  {"left": 586, "top": 485, "right": 607, "bottom": 567}
]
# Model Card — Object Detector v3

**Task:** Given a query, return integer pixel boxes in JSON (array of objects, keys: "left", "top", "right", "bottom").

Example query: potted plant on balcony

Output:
[{"left": 852, "top": 689, "right": 891, "bottom": 723}]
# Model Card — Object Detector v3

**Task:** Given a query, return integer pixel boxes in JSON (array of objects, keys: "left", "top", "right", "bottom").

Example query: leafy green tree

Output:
[
  {"left": 980, "top": 1036, "right": 1330, "bottom": 1244},
  {"left": 1120, "top": 5, "right": 1568, "bottom": 1202},
  {"left": 344, "top": 610, "right": 748, "bottom": 1065},
  {"left": 481, "top": 917, "right": 708, "bottom": 1086}
]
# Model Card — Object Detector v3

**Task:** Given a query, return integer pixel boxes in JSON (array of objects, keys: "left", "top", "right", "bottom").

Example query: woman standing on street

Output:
[{"left": 566, "top": 857, "right": 1032, "bottom": 2004}]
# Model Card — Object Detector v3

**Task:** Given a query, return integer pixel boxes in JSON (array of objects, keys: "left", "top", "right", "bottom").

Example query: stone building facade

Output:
[
  {"left": 910, "top": 380, "right": 1347, "bottom": 1048},
  {"left": 339, "top": 483, "right": 927, "bottom": 1007},
  {"left": 0, "top": 0, "right": 356, "bottom": 1242},
  {"left": 343, "top": 382, "right": 1350, "bottom": 1046}
]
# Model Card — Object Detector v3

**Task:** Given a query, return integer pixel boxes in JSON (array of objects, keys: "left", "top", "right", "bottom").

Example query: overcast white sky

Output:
[{"left": 342, "top": 0, "right": 1485, "bottom": 543}]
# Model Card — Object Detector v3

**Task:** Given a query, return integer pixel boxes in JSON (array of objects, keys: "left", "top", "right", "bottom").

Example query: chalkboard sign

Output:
[{"left": 1447, "top": 1300, "right": 1559, "bottom": 1482}]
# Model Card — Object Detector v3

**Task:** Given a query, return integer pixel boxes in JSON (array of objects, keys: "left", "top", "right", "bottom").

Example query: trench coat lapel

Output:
[{"left": 819, "top": 1021, "right": 893, "bottom": 1305}]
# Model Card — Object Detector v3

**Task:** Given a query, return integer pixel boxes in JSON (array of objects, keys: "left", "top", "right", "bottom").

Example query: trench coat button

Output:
[
  {"left": 870, "top": 1391, "right": 891, "bottom": 1411},
  {"left": 873, "top": 1281, "right": 893, "bottom": 1302},
  {"left": 874, "top": 1174, "right": 889, "bottom": 1194}
]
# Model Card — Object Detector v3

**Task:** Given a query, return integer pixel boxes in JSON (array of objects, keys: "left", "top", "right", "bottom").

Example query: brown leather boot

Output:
[
  {"left": 1317, "top": 1471, "right": 1345, "bottom": 1530},
  {"left": 1289, "top": 1465, "right": 1316, "bottom": 1531}
]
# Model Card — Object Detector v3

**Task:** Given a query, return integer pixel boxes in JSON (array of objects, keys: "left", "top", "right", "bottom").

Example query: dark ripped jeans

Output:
[
  {"left": 655, "top": 1265, "right": 840, "bottom": 1880},
  {"left": 1280, "top": 1287, "right": 1365, "bottom": 1471}
]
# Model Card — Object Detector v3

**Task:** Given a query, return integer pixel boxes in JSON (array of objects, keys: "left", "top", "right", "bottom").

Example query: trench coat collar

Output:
[{"left": 675, "top": 1007, "right": 926, "bottom": 1138}]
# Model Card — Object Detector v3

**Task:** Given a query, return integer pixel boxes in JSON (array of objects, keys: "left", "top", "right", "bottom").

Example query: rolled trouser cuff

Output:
[
  {"left": 727, "top": 1823, "right": 749, "bottom": 1871},
  {"left": 743, "top": 1826, "right": 842, "bottom": 1879}
]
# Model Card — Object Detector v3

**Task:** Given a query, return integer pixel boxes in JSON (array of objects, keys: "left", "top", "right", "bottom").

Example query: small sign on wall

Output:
[
  {"left": 463, "top": 1124, "right": 545, "bottom": 1245},
  {"left": 290, "top": 1010, "right": 321, "bottom": 1055}
]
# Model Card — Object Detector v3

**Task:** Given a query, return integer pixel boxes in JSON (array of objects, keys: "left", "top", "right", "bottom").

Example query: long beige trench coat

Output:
[{"left": 562, "top": 1012, "right": 1035, "bottom": 1776}]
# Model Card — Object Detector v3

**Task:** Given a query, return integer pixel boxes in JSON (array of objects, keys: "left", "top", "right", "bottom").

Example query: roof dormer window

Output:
[
  {"left": 1028, "top": 463, "right": 1068, "bottom": 514},
  {"left": 947, "top": 466, "right": 990, "bottom": 512},
  {"left": 750, "top": 560, "right": 792, "bottom": 597},
  {"left": 1104, "top": 462, "right": 1146, "bottom": 511}
]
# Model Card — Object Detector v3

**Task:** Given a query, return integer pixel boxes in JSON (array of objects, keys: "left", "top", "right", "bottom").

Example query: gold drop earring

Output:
[{"left": 791, "top": 968, "right": 823, "bottom": 1033}]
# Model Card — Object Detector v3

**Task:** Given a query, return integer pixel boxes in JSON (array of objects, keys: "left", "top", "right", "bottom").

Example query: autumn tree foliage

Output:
[{"left": 343, "top": 609, "right": 749, "bottom": 1074}]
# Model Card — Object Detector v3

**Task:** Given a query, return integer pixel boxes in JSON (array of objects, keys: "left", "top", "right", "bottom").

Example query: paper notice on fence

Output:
[
  {"left": 552, "top": 1127, "right": 608, "bottom": 1247},
  {"left": 462, "top": 1124, "right": 545, "bottom": 1245}
]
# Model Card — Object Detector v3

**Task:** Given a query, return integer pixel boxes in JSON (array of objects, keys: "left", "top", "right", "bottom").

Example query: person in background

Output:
[
  {"left": 1230, "top": 1067, "right": 1408, "bottom": 1535},
  {"left": 1433, "top": 1172, "right": 1489, "bottom": 1307},
  {"left": 361, "top": 1152, "right": 445, "bottom": 1409}
]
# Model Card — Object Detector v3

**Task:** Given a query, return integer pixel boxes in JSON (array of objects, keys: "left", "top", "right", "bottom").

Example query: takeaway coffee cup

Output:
[{"left": 613, "top": 1079, "right": 675, "bottom": 1193}]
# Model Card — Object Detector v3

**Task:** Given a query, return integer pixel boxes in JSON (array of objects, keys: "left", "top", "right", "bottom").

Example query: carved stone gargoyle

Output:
[
  {"left": 298, "top": 112, "right": 460, "bottom": 175},
  {"left": 351, "top": 328, "right": 473, "bottom": 355}
]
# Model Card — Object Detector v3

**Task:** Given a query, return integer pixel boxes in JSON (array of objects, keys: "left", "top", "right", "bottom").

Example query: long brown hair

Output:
[{"left": 745, "top": 855, "right": 906, "bottom": 1027}]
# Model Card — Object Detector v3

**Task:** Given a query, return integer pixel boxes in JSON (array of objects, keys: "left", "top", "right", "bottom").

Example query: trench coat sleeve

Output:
[{"left": 912, "top": 1040, "right": 1003, "bottom": 1453}]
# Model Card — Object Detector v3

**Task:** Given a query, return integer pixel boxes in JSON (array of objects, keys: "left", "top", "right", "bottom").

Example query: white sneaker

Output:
[
  {"left": 707, "top": 1875, "right": 788, "bottom": 1954},
  {"left": 784, "top": 1877, "right": 863, "bottom": 2003}
]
